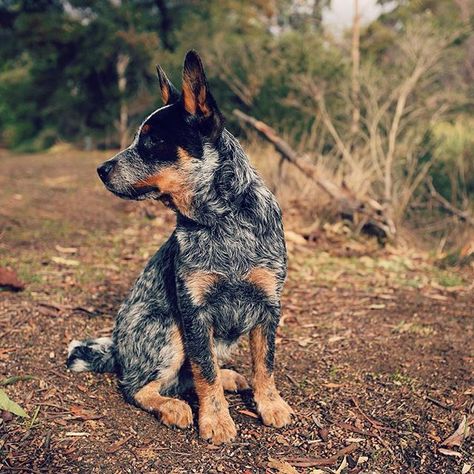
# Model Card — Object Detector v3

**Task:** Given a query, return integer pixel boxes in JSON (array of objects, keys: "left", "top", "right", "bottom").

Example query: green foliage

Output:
[
  {"left": 430, "top": 117, "right": 474, "bottom": 200},
  {"left": 0, "top": 0, "right": 161, "bottom": 148},
  {"left": 0, "top": 0, "right": 473, "bottom": 220},
  {"left": 0, "top": 388, "right": 28, "bottom": 418},
  {"left": 0, "top": 0, "right": 341, "bottom": 148}
]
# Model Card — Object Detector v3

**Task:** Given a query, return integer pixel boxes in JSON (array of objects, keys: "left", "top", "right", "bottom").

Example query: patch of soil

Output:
[{"left": 0, "top": 150, "right": 472, "bottom": 473}]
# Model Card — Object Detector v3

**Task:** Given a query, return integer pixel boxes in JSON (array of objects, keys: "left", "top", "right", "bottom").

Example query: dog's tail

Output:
[{"left": 67, "top": 337, "right": 116, "bottom": 373}]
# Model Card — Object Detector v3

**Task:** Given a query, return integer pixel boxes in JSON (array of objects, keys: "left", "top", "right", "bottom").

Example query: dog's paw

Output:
[
  {"left": 158, "top": 399, "right": 193, "bottom": 429},
  {"left": 220, "top": 369, "right": 250, "bottom": 392},
  {"left": 199, "top": 409, "right": 237, "bottom": 445},
  {"left": 256, "top": 394, "right": 294, "bottom": 428}
]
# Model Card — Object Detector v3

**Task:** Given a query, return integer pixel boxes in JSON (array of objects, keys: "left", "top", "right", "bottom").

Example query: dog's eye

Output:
[
  {"left": 149, "top": 137, "right": 165, "bottom": 147},
  {"left": 143, "top": 136, "right": 166, "bottom": 149}
]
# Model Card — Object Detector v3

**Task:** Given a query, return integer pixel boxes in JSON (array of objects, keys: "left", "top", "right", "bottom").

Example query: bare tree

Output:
[
  {"left": 288, "top": 22, "right": 463, "bottom": 230},
  {"left": 116, "top": 53, "right": 130, "bottom": 149},
  {"left": 350, "top": 0, "right": 360, "bottom": 138}
]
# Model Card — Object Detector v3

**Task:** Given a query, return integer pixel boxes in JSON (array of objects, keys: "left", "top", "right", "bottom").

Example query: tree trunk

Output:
[
  {"left": 116, "top": 54, "right": 130, "bottom": 150},
  {"left": 350, "top": 0, "right": 360, "bottom": 138}
]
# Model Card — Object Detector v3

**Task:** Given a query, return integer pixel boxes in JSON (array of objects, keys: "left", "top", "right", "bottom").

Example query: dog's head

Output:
[{"left": 97, "top": 50, "right": 224, "bottom": 216}]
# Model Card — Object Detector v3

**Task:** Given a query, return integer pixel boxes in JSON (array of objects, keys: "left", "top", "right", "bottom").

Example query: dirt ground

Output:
[{"left": 0, "top": 148, "right": 473, "bottom": 473}]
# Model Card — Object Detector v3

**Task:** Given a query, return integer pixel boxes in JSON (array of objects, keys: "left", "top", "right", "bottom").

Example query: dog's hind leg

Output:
[
  {"left": 220, "top": 369, "right": 249, "bottom": 392},
  {"left": 125, "top": 326, "right": 193, "bottom": 429},
  {"left": 215, "top": 341, "right": 249, "bottom": 392},
  {"left": 134, "top": 380, "right": 193, "bottom": 429}
]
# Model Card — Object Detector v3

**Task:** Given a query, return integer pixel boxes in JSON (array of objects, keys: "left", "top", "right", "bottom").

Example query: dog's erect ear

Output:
[
  {"left": 182, "top": 50, "right": 223, "bottom": 140},
  {"left": 156, "top": 65, "right": 180, "bottom": 105}
]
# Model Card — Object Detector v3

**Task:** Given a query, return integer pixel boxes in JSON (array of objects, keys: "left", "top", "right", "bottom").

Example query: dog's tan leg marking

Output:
[
  {"left": 134, "top": 381, "right": 193, "bottom": 429},
  {"left": 244, "top": 267, "right": 278, "bottom": 299},
  {"left": 134, "top": 327, "right": 192, "bottom": 429},
  {"left": 184, "top": 271, "right": 220, "bottom": 306},
  {"left": 191, "top": 347, "right": 237, "bottom": 444},
  {"left": 249, "top": 326, "right": 293, "bottom": 428},
  {"left": 220, "top": 369, "right": 249, "bottom": 392}
]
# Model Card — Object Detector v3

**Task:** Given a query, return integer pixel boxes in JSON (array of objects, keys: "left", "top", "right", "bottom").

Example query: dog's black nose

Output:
[{"left": 97, "top": 161, "right": 114, "bottom": 183}]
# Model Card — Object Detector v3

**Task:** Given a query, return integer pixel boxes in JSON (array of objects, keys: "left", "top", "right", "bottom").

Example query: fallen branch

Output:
[
  {"left": 427, "top": 178, "right": 474, "bottom": 226},
  {"left": 233, "top": 109, "right": 396, "bottom": 241},
  {"left": 284, "top": 443, "right": 358, "bottom": 467}
]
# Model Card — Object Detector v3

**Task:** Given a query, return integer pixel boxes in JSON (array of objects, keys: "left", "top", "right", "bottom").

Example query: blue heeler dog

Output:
[{"left": 67, "top": 50, "right": 293, "bottom": 445}]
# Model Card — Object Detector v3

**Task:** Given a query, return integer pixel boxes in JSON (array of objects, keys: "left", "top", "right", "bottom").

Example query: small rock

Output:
[
  {"left": 318, "top": 426, "right": 329, "bottom": 442},
  {"left": 0, "top": 268, "right": 25, "bottom": 292},
  {"left": 1, "top": 410, "right": 14, "bottom": 422}
]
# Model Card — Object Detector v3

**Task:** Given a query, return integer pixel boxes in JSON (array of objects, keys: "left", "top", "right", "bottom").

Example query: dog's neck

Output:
[{"left": 176, "top": 130, "right": 259, "bottom": 227}]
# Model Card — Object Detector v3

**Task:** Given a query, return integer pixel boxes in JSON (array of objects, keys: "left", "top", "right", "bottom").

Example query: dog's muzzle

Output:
[{"left": 97, "top": 157, "right": 162, "bottom": 201}]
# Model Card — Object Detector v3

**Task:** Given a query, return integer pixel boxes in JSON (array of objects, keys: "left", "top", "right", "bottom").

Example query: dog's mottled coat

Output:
[{"left": 67, "top": 50, "right": 293, "bottom": 444}]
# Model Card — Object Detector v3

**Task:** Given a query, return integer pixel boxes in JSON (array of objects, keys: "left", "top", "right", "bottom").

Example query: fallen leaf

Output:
[
  {"left": 55, "top": 245, "right": 78, "bottom": 254},
  {"left": 268, "top": 457, "right": 299, "bottom": 474},
  {"left": 0, "top": 375, "right": 34, "bottom": 386},
  {"left": 335, "top": 457, "right": 347, "bottom": 474},
  {"left": 298, "top": 337, "right": 313, "bottom": 347},
  {"left": 377, "top": 294, "right": 395, "bottom": 300},
  {"left": 438, "top": 448, "right": 462, "bottom": 458},
  {"left": 285, "top": 230, "right": 307, "bottom": 245},
  {"left": 462, "top": 464, "right": 472, "bottom": 474},
  {"left": 426, "top": 293, "right": 448, "bottom": 301},
  {"left": 44, "top": 176, "right": 73, "bottom": 187},
  {"left": 442, "top": 416, "right": 470, "bottom": 448},
  {"left": 0, "top": 348, "right": 14, "bottom": 360},
  {"left": 0, "top": 389, "right": 28, "bottom": 418},
  {"left": 51, "top": 256, "right": 80, "bottom": 266},
  {"left": 318, "top": 427, "right": 329, "bottom": 442},
  {"left": 275, "top": 434, "right": 290, "bottom": 446},
  {"left": 1, "top": 410, "right": 14, "bottom": 422},
  {"left": 285, "top": 444, "right": 358, "bottom": 468},
  {"left": 369, "top": 304, "right": 386, "bottom": 310},
  {"left": 69, "top": 405, "right": 102, "bottom": 421},
  {"left": 106, "top": 435, "right": 133, "bottom": 453},
  {"left": 237, "top": 409, "right": 259, "bottom": 419},
  {"left": 323, "top": 383, "right": 344, "bottom": 389}
]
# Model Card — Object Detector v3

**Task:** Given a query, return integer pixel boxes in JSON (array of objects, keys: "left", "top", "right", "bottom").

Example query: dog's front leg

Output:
[
  {"left": 249, "top": 322, "right": 294, "bottom": 428},
  {"left": 182, "top": 318, "right": 237, "bottom": 444}
]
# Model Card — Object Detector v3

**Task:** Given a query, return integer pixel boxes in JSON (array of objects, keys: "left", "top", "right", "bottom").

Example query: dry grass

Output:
[
  {"left": 244, "top": 138, "right": 336, "bottom": 230},
  {"left": 244, "top": 138, "right": 474, "bottom": 258}
]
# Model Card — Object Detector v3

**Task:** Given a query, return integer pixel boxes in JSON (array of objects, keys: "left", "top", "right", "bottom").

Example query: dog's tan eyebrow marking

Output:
[
  {"left": 141, "top": 124, "right": 151, "bottom": 134},
  {"left": 244, "top": 267, "right": 278, "bottom": 299},
  {"left": 176, "top": 146, "right": 194, "bottom": 162},
  {"left": 184, "top": 271, "right": 221, "bottom": 305}
]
